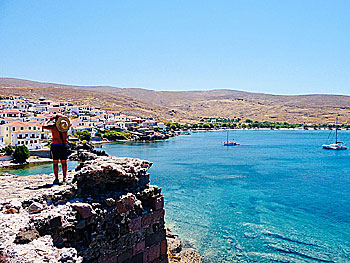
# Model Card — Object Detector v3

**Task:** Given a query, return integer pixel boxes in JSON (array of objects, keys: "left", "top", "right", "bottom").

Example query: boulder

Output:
[
  {"left": 59, "top": 247, "right": 83, "bottom": 263},
  {"left": 116, "top": 193, "right": 136, "bottom": 214},
  {"left": 28, "top": 202, "right": 44, "bottom": 213},
  {"left": 10, "top": 199, "right": 22, "bottom": 210},
  {"left": 105, "top": 198, "right": 115, "bottom": 207},
  {"left": 14, "top": 229, "right": 40, "bottom": 244},
  {"left": 71, "top": 203, "right": 96, "bottom": 219},
  {"left": 4, "top": 207, "right": 19, "bottom": 214},
  {"left": 179, "top": 248, "right": 203, "bottom": 263}
]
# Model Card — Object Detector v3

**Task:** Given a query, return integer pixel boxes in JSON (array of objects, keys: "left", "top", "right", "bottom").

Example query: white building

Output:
[
  {"left": 0, "top": 121, "right": 42, "bottom": 150},
  {"left": 71, "top": 105, "right": 95, "bottom": 115}
]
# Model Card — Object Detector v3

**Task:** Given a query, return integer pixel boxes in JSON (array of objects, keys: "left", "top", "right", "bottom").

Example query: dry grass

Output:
[{"left": 1, "top": 78, "right": 350, "bottom": 124}]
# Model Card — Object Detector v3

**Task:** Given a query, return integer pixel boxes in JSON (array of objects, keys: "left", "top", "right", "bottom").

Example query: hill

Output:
[{"left": 1, "top": 78, "right": 350, "bottom": 124}]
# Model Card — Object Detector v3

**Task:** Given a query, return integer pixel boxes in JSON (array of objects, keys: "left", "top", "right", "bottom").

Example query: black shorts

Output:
[{"left": 50, "top": 144, "right": 68, "bottom": 160}]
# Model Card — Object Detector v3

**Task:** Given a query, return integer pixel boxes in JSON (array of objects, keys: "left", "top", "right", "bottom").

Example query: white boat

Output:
[
  {"left": 223, "top": 130, "right": 239, "bottom": 146},
  {"left": 322, "top": 117, "right": 347, "bottom": 150},
  {"left": 322, "top": 143, "right": 347, "bottom": 150}
]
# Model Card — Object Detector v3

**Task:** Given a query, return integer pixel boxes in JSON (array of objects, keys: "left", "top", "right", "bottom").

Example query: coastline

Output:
[
  {"left": 0, "top": 156, "right": 52, "bottom": 169},
  {"left": 192, "top": 127, "right": 350, "bottom": 131},
  {"left": 0, "top": 157, "right": 203, "bottom": 263}
]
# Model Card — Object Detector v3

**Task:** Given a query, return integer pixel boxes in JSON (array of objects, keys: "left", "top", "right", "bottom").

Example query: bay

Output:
[{"left": 8, "top": 130, "right": 350, "bottom": 262}]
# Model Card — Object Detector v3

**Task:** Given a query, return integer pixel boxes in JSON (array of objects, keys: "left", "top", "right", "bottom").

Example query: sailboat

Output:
[
  {"left": 223, "top": 130, "right": 239, "bottom": 146},
  {"left": 322, "top": 117, "right": 347, "bottom": 150}
]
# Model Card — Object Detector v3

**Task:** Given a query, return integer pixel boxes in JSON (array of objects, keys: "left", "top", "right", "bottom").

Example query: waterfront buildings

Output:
[{"left": 0, "top": 96, "right": 168, "bottom": 151}]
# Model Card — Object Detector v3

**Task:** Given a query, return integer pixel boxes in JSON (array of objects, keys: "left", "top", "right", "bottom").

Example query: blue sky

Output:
[{"left": 0, "top": 0, "right": 349, "bottom": 95}]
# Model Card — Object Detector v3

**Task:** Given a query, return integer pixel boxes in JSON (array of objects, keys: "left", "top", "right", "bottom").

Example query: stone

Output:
[
  {"left": 98, "top": 255, "right": 118, "bottom": 263},
  {"left": 105, "top": 198, "right": 115, "bottom": 207},
  {"left": 4, "top": 207, "right": 19, "bottom": 214},
  {"left": 75, "top": 219, "right": 86, "bottom": 229},
  {"left": 179, "top": 248, "right": 202, "bottom": 263},
  {"left": 133, "top": 240, "right": 145, "bottom": 256},
  {"left": 129, "top": 217, "right": 141, "bottom": 232},
  {"left": 166, "top": 228, "right": 182, "bottom": 254},
  {"left": 146, "top": 229, "right": 166, "bottom": 247},
  {"left": 159, "top": 257, "right": 169, "bottom": 263},
  {"left": 116, "top": 193, "right": 137, "bottom": 214},
  {"left": 70, "top": 151, "right": 98, "bottom": 161},
  {"left": 160, "top": 239, "right": 167, "bottom": 256},
  {"left": 122, "top": 193, "right": 136, "bottom": 207},
  {"left": 28, "top": 202, "right": 44, "bottom": 213},
  {"left": 14, "top": 229, "right": 40, "bottom": 244},
  {"left": 117, "top": 248, "right": 133, "bottom": 263},
  {"left": 142, "top": 209, "right": 165, "bottom": 227},
  {"left": 59, "top": 247, "right": 83, "bottom": 263},
  {"left": 71, "top": 203, "right": 96, "bottom": 219},
  {"left": 10, "top": 199, "right": 22, "bottom": 210},
  {"left": 146, "top": 244, "right": 160, "bottom": 262},
  {"left": 46, "top": 216, "right": 62, "bottom": 230},
  {"left": 153, "top": 196, "right": 164, "bottom": 211},
  {"left": 116, "top": 201, "right": 129, "bottom": 214},
  {"left": 129, "top": 252, "right": 144, "bottom": 263}
]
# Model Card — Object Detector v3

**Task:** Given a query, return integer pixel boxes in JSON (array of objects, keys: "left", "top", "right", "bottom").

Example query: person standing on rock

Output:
[{"left": 42, "top": 115, "right": 71, "bottom": 184}]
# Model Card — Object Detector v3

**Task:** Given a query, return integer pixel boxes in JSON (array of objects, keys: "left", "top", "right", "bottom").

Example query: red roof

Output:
[
  {"left": 12, "top": 130, "right": 40, "bottom": 133},
  {"left": 2, "top": 121, "right": 41, "bottom": 127}
]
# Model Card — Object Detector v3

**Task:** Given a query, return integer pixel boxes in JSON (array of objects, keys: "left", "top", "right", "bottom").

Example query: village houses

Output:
[{"left": 0, "top": 95, "right": 169, "bottom": 152}]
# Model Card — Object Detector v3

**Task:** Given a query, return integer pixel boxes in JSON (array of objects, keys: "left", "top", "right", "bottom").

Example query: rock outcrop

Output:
[
  {"left": 166, "top": 228, "right": 202, "bottom": 263},
  {"left": 0, "top": 156, "right": 169, "bottom": 263},
  {"left": 69, "top": 142, "right": 108, "bottom": 162}
]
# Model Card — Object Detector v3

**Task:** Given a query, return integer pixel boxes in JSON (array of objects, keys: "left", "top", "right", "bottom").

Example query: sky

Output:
[{"left": 0, "top": 0, "right": 349, "bottom": 95}]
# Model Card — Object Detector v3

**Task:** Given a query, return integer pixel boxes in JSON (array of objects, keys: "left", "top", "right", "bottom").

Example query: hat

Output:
[{"left": 56, "top": 116, "right": 71, "bottom": 132}]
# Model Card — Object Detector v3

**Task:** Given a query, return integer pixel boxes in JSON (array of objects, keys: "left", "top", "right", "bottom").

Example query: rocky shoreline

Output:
[
  {"left": 0, "top": 156, "right": 52, "bottom": 169},
  {"left": 0, "top": 156, "right": 202, "bottom": 263}
]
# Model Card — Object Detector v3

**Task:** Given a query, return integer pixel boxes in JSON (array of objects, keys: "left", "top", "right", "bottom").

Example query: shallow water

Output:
[
  {"left": 2, "top": 161, "right": 78, "bottom": 176},
  {"left": 8, "top": 130, "right": 350, "bottom": 262}
]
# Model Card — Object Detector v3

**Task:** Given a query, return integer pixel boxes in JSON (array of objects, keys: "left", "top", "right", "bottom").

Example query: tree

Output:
[
  {"left": 2, "top": 145, "right": 14, "bottom": 156},
  {"left": 75, "top": 130, "right": 91, "bottom": 141},
  {"left": 104, "top": 130, "right": 131, "bottom": 140},
  {"left": 95, "top": 130, "right": 103, "bottom": 137},
  {"left": 13, "top": 145, "right": 30, "bottom": 163}
]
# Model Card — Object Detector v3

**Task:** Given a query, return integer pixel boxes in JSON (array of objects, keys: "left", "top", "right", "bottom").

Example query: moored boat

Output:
[
  {"left": 322, "top": 117, "right": 347, "bottom": 150},
  {"left": 223, "top": 130, "right": 239, "bottom": 146},
  {"left": 322, "top": 143, "right": 347, "bottom": 150}
]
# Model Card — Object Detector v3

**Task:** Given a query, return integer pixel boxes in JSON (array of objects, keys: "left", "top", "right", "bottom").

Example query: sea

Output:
[{"left": 6, "top": 130, "right": 350, "bottom": 262}]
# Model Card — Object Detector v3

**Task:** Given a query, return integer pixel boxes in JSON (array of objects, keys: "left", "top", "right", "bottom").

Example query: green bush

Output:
[
  {"left": 75, "top": 130, "right": 91, "bottom": 141},
  {"left": 13, "top": 145, "right": 30, "bottom": 163},
  {"left": 104, "top": 130, "right": 131, "bottom": 140},
  {"left": 2, "top": 145, "right": 14, "bottom": 156},
  {"left": 95, "top": 130, "right": 103, "bottom": 137}
]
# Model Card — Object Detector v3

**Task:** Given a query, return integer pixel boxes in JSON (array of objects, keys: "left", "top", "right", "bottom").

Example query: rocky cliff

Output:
[
  {"left": 0, "top": 156, "right": 201, "bottom": 263},
  {"left": 0, "top": 156, "right": 202, "bottom": 263}
]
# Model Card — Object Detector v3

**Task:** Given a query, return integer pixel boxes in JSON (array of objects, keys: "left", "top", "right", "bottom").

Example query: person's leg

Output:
[
  {"left": 53, "top": 159, "right": 59, "bottom": 183},
  {"left": 61, "top": 159, "right": 67, "bottom": 182}
]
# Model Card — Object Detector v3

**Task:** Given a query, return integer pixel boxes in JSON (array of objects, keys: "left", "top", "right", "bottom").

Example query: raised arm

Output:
[{"left": 42, "top": 118, "right": 55, "bottom": 130}]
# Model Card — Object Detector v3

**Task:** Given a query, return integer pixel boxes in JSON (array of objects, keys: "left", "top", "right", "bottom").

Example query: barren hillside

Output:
[{"left": 1, "top": 78, "right": 350, "bottom": 124}]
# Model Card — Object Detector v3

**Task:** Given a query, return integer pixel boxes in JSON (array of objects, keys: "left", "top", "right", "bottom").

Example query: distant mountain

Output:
[{"left": 1, "top": 77, "right": 349, "bottom": 124}]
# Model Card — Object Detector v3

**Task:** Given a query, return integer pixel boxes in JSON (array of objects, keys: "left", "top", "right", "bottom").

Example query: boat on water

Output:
[
  {"left": 223, "top": 130, "right": 239, "bottom": 146},
  {"left": 322, "top": 117, "right": 347, "bottom": 150}
]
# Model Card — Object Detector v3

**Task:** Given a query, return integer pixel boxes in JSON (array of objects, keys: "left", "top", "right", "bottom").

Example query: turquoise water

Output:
[
  {"left": 2, "top": 161, "right": 78, "bottom": 176},
  {"left": 8, "top": 131, "right": 350, "bottom": 262}
]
